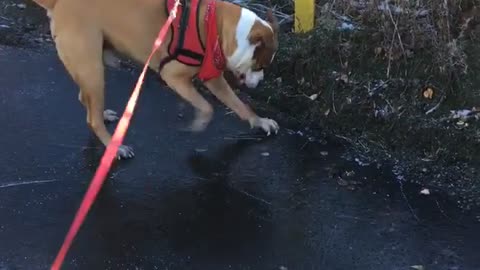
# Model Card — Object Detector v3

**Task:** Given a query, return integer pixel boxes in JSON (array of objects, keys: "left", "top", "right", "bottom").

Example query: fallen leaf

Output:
[
  {"left": 423, "top": 87, "right": 434, "bottom": 99},
  {"left": 324, "top": 108, "right": 331, "bottom": 116},
  {"left": 344, "top": 170, "right": 355, "bottom": 177},
  {"left": 337, "top": 178, "right": 349, "bottom": 186},
  {"left": 410, "top": 265, "right": 424, "bottom": 270},
  {"left": 420, "top": 188, "right": 430, "bottom": 195},
  {"left": 309, "top": 93, "right": 318, "bottom": 101},
  {"left": 339, "top": 73, "right": 349, "bottom": 83},
  {"left": 405, "top": 49, "right": 414, "bottom": 58}
]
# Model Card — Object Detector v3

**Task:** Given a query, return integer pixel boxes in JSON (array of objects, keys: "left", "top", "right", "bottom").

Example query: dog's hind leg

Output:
[{"left": 54, "top": 25, "right": 134, "bottom": 159}]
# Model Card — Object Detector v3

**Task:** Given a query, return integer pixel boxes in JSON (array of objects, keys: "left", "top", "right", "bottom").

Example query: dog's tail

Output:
[{"left": 31, "top": 0, "right": 58, "bottom": 10}]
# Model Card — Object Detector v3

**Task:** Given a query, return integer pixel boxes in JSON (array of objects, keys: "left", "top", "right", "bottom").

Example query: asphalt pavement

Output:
[{"left": 0, "top": 45, "right": 479, "bottom": 270}]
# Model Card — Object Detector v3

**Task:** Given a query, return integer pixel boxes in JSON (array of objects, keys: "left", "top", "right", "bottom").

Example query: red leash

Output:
[{"left": 51, "top": 1, "right": 180, "bottom": 269}]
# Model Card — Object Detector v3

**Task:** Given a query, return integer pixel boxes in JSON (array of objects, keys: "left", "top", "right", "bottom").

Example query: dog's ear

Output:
[
  {"left": 265, "top": 9, "right": 279, "bottom": 32},
  {"left": 248, "top": 28, "right": 275, "bottom": 50},
  {"left": 249, "top": 10, "right": 277, "bottom": 48},
  {"left": 248, "top": 29, "right": 266, "bottom": 47}
]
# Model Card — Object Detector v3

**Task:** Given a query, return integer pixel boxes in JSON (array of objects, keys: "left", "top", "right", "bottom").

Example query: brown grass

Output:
[{"left": 318, "top": 0, "right": 478, "bottom": 75}]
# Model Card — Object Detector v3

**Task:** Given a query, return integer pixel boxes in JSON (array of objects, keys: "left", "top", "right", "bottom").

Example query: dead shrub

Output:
[{"left": 315, "top": 0, "right": 479, "bottom": 76}]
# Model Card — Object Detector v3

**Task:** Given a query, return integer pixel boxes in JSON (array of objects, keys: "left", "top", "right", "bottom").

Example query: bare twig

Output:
[
  {"left": 236, "top": 188, "right": 272, "bottom": 205},
  {"left": 223, "top": 136, "right": 262, "bottom": 140},
  {"left": 425, "top": 95, "right": 446, "bottom": 115},
  {"left": 332, "top": 87, "right": 337, "bottom": 114},
  {"left": 0, "top": 179, "right": 59, "bottom": 189},
  {"left": 443, "top": 0, "right": 451, "bottom": 42},
  {"left": 0, "top": 15, "right": 12, "bottom": 22},
  {"left": 335, "top": 135, "right": 353, "bottom": 143},
  {"left": 385, "top": 2, "right": 407, "bottom": 77},
  {"left": 386, "top": 30, "right": 396, "bottom": 78}
]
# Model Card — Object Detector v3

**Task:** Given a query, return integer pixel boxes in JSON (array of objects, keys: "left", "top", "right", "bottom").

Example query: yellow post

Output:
[{"left": 294, "top": 0, "right": 315, "bottom": 33}]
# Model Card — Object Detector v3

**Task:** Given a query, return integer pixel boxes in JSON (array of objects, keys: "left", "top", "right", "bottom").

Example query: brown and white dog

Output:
[{"left": 30, "top": 0, "right": 280, "bottom": 159}]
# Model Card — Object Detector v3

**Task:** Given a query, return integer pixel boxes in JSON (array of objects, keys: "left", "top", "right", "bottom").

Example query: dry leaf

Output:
[
  {"left": 405, "top": 49, "right": 414, "bottom": 58},
  {"left": 423, "top": 88, "right": 434, "bottom": 99},
  {"left": 324, "top": 108, "right": 331, "bottom": 116},
  {"left": 345, "top": 171, "right": 355, "bottom": 177},
  {"left": 309, "top": 93, "right": 319, "bottom": 101},
  {"left": 420, "top": 188, "right": 430, "bottom": 195},
  {"left": 337, "top": 178, "right": 349, "bottom": 186}
]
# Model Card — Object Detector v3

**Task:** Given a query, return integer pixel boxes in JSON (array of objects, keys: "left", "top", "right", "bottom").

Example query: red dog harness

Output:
[{"left": 161, "top": 0, "right": 226, "bottom": 81}]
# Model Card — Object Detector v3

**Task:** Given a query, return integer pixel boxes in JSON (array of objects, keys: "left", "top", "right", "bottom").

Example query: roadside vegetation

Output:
[{"left": 243, "top": 0, "right": 480, "bottom": 212}]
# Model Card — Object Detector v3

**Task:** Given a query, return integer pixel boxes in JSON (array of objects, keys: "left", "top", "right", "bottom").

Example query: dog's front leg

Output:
[
  {"left": 204, "top": 76, "right": 279, "bottom": 135},
  {"left": 160, "top": 66, "right": 214, "bottom": 131}
]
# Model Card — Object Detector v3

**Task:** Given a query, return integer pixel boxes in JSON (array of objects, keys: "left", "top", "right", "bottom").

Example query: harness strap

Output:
[
  {"left": 176, "top": 0, "right": 190, "bottom": 56},
  {"left": 159, "top": 0, "right": 204, "bottom": 72}
]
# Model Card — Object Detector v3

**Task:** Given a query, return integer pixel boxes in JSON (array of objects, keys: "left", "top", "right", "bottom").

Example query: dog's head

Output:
[{"left": 226, "top": 8, "right": 279, "bottom": 88}]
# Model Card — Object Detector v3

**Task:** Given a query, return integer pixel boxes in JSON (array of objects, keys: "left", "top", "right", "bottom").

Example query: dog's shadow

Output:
[
  {"left": 187, "top": 136, "right": 264, "bottom": 182},
  {"left": 84, "top": 134, "right": 276, "bottom": 263}
]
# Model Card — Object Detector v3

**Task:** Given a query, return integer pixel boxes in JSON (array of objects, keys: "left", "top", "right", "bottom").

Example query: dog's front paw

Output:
[
  {"left": 249, "top": 117, "right": 280, "bottom": 136},
  {"left": 117, "top": 145, "right": 135, "bottom": 159},
  {"left": 104, "top": 109, "right": 119, "bottom": 122}
]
